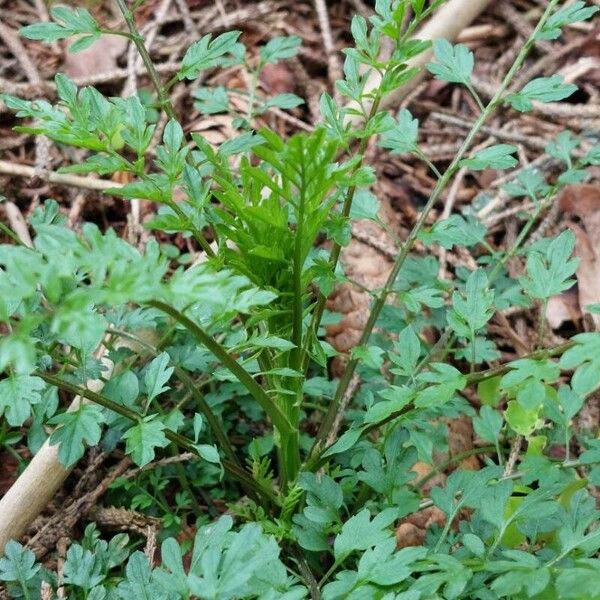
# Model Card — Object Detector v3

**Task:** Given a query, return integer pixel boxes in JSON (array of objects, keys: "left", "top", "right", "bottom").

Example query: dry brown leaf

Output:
[
  {"left": 546, "top": 288, "right": 582, "bottom": 330},
  {"left": 189, "top": 115, "right": 236, "bottom": 149},
  {"left": 64, "top": 36, "right": 128, "bottom": 79},
  {"left": 559, "top": 184, "right": 600, "bottom": 330},
  {"left": 395, "top": 506, "right": 446, "bottom": 548},
  {"left": 259, "top": 63, "right": 296, "bottom": 94}
]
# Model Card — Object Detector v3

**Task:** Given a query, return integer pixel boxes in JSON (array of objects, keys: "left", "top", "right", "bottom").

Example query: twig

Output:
[
  {"left": 503, "top": 435, "right": 523, "bottom": 477},
  {"left": 313, "top": 0, "right": 343, "bottom": 101},
  {"left": 121, "top": 452, "right": 195, "bottom": 479},
  {"left": 27, "top": 457, "right": 132, "bottom": 558},
  {"left": 325, "top": 374, "right": 361, "bottom": 447},
  {"left": 429, "top": 111, "right": 549, "bottom": 151},
  {"left": 0, "top": 160, "right": 120, "bottom": 191},
  {"left": 0, "top": 347, "right": 114, "bottom": 554},
  {"left": 4, "top": 202, "right": 33, "bottom": 248},
  {"left": 0, "top": 21, "right": 42, "bottom": 85},
  {"left": 173, "top": 0, "right": 199, "bottom": 35}
]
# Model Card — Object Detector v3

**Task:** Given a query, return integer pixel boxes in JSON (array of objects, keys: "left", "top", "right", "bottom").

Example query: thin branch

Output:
[
  {"left": 0, "top": 160, "right": 119, "bottom": 191},
  {"left": 310, "top": 0, "right": 563, "bottom": 459},
  {"left": 37, "top": 371, "right": 277, "bottom": 505},
  {"left": 148, "top": 300, "right": 294, "bottom": 435}
]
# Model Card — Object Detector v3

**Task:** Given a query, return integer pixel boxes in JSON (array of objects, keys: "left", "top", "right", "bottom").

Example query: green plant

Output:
[{"left": 2, "top": 0, "right": 600, "bottom": 598}]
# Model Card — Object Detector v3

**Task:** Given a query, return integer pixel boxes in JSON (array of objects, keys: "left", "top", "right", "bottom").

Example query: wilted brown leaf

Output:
[
  {"left": 64, "top": 36, "right": 128, "bottom": 78},
  {"left": 559, "top": 184, "right": 600, "bottom": 330}
]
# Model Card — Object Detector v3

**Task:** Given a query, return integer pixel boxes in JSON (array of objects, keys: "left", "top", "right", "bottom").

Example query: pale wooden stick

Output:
[
  {"left": 4, "top": 202, "right": 33, "bottom": 248},
  {"left": 346, "top": 0, "right": 493, "bottom": 118},
  {"left": 0, "top": 160, "right": 120, "bottom": 191},
  {"left": 0, "top": 351, "right": 113, "bottom": 554}
]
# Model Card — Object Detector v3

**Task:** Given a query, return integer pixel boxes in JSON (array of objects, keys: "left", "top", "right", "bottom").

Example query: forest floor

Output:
[{"left": 1, "top": 0, "right": 600, "bottom": 578}]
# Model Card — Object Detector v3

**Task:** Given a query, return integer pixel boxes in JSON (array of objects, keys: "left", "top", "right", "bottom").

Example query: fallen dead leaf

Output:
[
  {"left": 546, "top": 287, "right": 582, "bottom": 330},
  {"left": 559, "top": 184, "right": 600, "bottom": 330},
  {"left": 64, "top": 35, "right": 128, "bottom": 79}
]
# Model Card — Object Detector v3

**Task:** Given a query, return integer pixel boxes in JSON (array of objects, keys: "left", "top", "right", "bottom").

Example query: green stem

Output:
[
  {"left": 170, "top": 445, "right": 203, "bottom": 514},
  {"left": 107, "top": 327, "right": 240, "bottom": 466},
  {"left": 245, "top": 64, "right": 261, "bottom": 124},
  {"left": 114, "top": 0, "right": 215, "bottom": 258},
  {"left": 310, "top": 0, "right": 562, "bottom": 460},
  {"left": 37, "top": 371, "right": 277, "bottom": 505},
  {"left": 465, "top": 340, "right": 574, "bottom": 385},
  {"left": 306, "top": 299, "right": 575, "bottom": 473},
  {"left": 148, "top": 300, "right": 293, "bottom": 436},
  {"left": 416, "top": 445, "right": 496, "bottom": 490},
  {"left": 114, "top": 0, "right": 175, "bottom": 120},
  {"left": 538, "top": 297, "right": 549, "bottom": 348},
  {"left": 0, "top": 222, "right": 27, "bottom": 246},
  {"left": 300, "top": 94, "right": 383, "bottom": 374}
]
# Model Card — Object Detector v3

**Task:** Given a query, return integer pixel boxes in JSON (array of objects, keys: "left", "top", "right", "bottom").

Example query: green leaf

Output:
[
  {"left": 49, "top": 404, "right": 106, "bottom": 467},
  {"left": 389, "top": 326, "right": 421, "bottom": 376},
  {"left": 334, "top": 508, "right": 398, "bottom": 559},
  {"left": 546, "top": 131, "right": 580, "bottom": 166},
  {"left": 521, "top": 230, "right": 578, "bottom": 299},
  {"left": 478, "top": 376, "right": 501, "bottom": 406},
  {"left": 323, "top": 428, "right": 362, "bottom": 457},
  {"left": 414, "top": 363, "right": 466, "bottom": 408},
  {"left": 505, "top": 76, "right": 577, "bottom": 112},
  {"left": 503, "top": 168, "right": 550, "bottom": 200},
  {"left": 538, "top": 1, "right": 599, "bottom": 40},
  {"left": 419, "top": 214, "right": 486, "bottom": 249},
  {"left": 462, "top": 533, "right": 485, "bottom": 557},
  {"left": 193, "top": 86, "right": 230, "bottom": 114},
  {"left": 194, "top": 443, "right": 221, "bottom": 464},
  {"left": 427, "top": 39, "right": 474, "bottom": 84},
  {"left": 559, "top": 333, "right": 600, "bottom": 395},
  {"left": 183, "top": 516, "right": 301, "bottom": 598},
  {"left": 379, "top": 109, "right": 419, "bottom": 154},
  {"left": 0, "top": 541, "right": 40, "bottom": 583},
  {"left": 505, "top": 400, "right": 540, "bottom": 436},
  {"left": 63, "top": 544, "right": 104, "bottom": 590},
  {"left": 179, "top": 31, "right": 244, "bottom": 80},
  {"left": 260, "top": 35, "right": 302, "bottom": 64},
  {"left": 349, "top": 189, "right": 380, "bottom": 221},
  {"left": 351, "top": 345, "right": 385, "bottom": 369},
  {"left": 218, "top": 132, "right": 264, "bottom": 157},
  {"left": 20, "top": 6, "right": 101, "bottom": 51},
  {"left": 122, "top": 416, "right": 170, "bottom": 466},
  {"left": 118, "top": 552, "right": 164, "bottom": 597},
  {"left": 447, "top": 269, "right": 494, "bottom": 338},
  {"left": 260, "top": 93, "right": 304, "bottom": 112},
  {"left": 143, "top": 352, "right": 174, "bottom": 402},
  {"left": 368, "top": 386, "right": 414, "bottom": 424},
  {"left": 556, "top": 566, "right": 600, "bottom": 599},
  {"left": 0, "top": 374, "right": 45, "bottom": 427},
  {"left": 473, "top": 405, "right": 503, "bottom": 444},
  {"left": 460, "top": 144, "right": 518, "bottom": 170}
]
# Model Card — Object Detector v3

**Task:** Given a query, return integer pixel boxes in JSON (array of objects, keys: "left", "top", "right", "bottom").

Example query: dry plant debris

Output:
[{"left": 0, "top": 0, "right": 599, "bottom": 595}]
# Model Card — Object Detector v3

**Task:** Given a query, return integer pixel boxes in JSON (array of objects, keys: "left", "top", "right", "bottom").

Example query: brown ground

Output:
[{"left": 0, "top": 0, "right": 599, "bottom": 572}]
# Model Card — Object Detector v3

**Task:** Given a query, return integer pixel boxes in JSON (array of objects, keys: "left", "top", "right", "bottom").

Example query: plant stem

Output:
[
  {"left": 465, "top": 340, "right": 574, "bottom": 385},
  {"left": 107, "top": 327, "right": 240, "bottom": 466},
  {"left": 416, "top": 445, "right": 496, "bottom": 490},
  {"left": 538, "top": 297, "right": 549, "bottom": 348},
  {"left": 148, "top": 300, "right": 294, "bottom": 436},
  {"left": 37, "top": 371, "right": 277, "bottom": 505},
  {"left": 300, "top": 95, "right": 383, "bottom": 374},
  {"left": 310, "top": 0, "right": 562, "bottom": 459},
  {"left": 114, "top": 0, "right": 215, "bottom": 257},
  {"left": 114, "top": 0, "right": 176, "bottom": 120}
]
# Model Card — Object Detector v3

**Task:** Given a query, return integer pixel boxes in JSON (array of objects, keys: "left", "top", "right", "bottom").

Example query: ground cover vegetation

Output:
[{"left": 1, "top": 0, "right": 600, "bottom": 598}]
